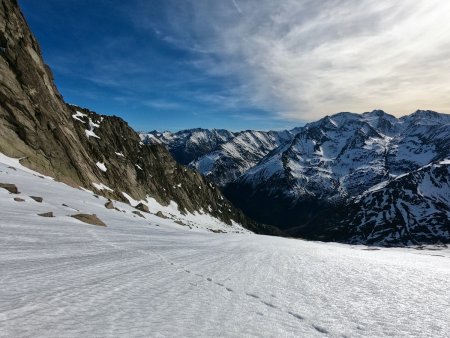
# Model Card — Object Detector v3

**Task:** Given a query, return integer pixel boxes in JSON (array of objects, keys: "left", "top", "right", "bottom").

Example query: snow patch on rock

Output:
[
  {"left": 96, "top": 162, "right": 107, "bottom": 172},
  {"left": 92, "top": 182, "right": 113, "bottom": 192}
]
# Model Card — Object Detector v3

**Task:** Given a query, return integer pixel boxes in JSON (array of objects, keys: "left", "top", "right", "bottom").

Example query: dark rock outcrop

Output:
[
  {"left": 0, "top": 183, "right": 19, "bottom": 194},
  {"left": 135, "top": 202, "right": 150, "bottom": 213},
  {"left": 38, "top": 212, "right": 53, "bottom": 217},
  {"left": 155, "top": 211, "right": 168, "bottom": 219},
  {"left": 104, "top": 200, "right": 114, "bottom": 209}
]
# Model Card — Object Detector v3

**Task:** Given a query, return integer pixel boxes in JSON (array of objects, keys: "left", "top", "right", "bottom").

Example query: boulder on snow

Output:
[
  {"left": 0, "top": 183, "right": 19, "bottom": 194},
  {"left": 38, "top": 212, "right": 54, "bottom": 217},
  {"left": 71, "top": 213, "right": 107, "bottom": 227},
  {"left": 30, "top": 196, "right": 43, "bottom": 203},
  {"left": 104, "top": 200, "right": 114, "bottom": 209},
  {"left": 155, "top": 211, "right": 168, "bottom": 219},
  {"left": 14, "top": 197, "right": 25, "bottom": 202},
  {"left": 135, "top": 203, "right": 149, "bottom": 213}
]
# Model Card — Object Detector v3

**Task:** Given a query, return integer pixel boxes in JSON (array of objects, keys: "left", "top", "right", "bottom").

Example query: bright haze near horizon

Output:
[{"left": 20, "top": 0, "right": 450, "bottom": 132}]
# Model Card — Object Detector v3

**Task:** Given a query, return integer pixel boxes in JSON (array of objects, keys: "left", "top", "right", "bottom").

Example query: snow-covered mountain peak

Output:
[
  {"left": 140, "top": 128, "right": 236, "bottom": 166},
  {"left": 142, "top": 109, "right": 450, "bottom": 244},
  {"left": 401, "top": 109, "right": 450, "bottom": 125},
  {"left": 143, "top": 127, "right": 295, "bottom": 186},
  {"left": 223, "top": 110, "right": 450, "bottom": 244}
]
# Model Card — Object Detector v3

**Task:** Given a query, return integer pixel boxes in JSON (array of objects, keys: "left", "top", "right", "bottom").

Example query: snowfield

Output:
[{"left": 0, "top": 156, "right": 449, "bottom": 337}]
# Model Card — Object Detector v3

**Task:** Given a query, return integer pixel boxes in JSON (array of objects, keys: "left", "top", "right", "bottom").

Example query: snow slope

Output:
[
  {"left": 1, "top": 157, "right": 450, "bottom": 337},
  {"left": 0, "top": 154, "right": 248, "bottom": 234}
]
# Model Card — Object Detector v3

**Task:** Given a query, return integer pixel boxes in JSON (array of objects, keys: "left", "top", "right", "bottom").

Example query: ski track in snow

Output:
[
  {"left": 0, "top": 159, "right": 450, "bottom": 337},
  {"left": 85, "top": 229, "right": 341, "bottom": 336}
]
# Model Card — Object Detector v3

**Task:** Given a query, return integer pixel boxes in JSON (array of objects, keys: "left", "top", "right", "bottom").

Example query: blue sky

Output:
[
  {"left": 19, "top": 1, "right": 450, "bottom": 131},
  {"left": 19, "top": 0, "right": 298, "bottom": 132}
]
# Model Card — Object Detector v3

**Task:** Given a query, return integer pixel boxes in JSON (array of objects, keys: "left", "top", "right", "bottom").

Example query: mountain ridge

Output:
[
  {"left": 149, "top": 109, "right": 450, "bottom": 245},
  {"left": 141, "top": 128, "right": 294, "bottom": 186}
]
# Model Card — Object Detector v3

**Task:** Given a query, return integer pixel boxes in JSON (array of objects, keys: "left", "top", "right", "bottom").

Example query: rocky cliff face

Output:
[
  {"left": 0, "top": 0, "right": 279, "bottom": 235},
  {"left": 0, "top": 0, "right": 91, "bottom": 185}
]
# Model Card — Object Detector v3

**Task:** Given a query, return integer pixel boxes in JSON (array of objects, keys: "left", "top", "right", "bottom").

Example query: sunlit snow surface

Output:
[{"left": 0, "top": 157, "right": 449, "bottom": 337}]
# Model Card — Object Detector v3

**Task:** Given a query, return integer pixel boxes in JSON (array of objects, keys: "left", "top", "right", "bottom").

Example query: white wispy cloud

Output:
[
  {"left": 231, "top": 0, "right": 243, "bottom": 14},
  {"left": 158, "top": 0, "right": 450, "bottom": 120}
]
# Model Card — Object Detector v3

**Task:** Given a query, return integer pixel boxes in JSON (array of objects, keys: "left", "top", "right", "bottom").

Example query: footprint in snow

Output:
[
  {"left": 185, "top": 270, "right": 190, "bottom": 273},
  {"left": 206, "top": 277, "right": 212, "bottom": 282},
  {"left": 225, "top": 287, "right": 233, "bottom": 292},
  {"left": 261, "top": 301, "right": 277, "bottom": 309},
  {"left": 215, "top": 282, "right": 224, "bottom": 287},
  {"left": 287, "top": 311, "right": 304, "bottom": 320},
  {"left": 312, "top": 325, "right": 328, "bottom": 334},
  {"left": 246, "top": 293, "right": 259, "bottom": 299}
]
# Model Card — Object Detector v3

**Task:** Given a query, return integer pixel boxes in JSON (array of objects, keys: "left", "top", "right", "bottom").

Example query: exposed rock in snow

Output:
[
  {"left": 0, "top": 183, "right": 19, "bottom": 194},
  {"left": 135, "top": 202, "right": 150, "bottom": 213},
  {"left": 71, "top": 213, "right": 107, "bottom": 227},
  {"left": 30, "top": 196, "right": 43, "bottom": 203},
  {"left": 104, "top": 200, "right": 114, "bottom": 209},
  {"left": 38, "top": 212, "right": 54, "bottom": 217}
]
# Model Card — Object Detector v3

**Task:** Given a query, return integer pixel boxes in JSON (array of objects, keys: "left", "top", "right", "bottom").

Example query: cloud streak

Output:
[
  {"left": 157, "top": 0, "right": 450, "bottom": 120},
  {"left": 231, "top": 0, "right": 243, "bottom": 14}
]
